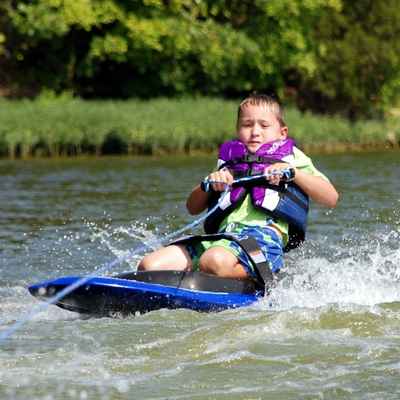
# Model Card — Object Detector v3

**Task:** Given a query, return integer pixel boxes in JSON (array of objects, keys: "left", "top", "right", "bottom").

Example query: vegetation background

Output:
[{"left": 0, "top": 0, "right": 399, "bottom": 157}]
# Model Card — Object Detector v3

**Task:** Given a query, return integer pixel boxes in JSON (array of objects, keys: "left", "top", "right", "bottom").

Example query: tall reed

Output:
[{"left": 0, "top": 98, "right": 398, "bottom": 158}]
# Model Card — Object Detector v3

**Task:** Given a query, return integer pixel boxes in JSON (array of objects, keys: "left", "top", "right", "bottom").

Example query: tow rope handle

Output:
[{"left": 202, "top": 168, "right": 295, "bottom": 192}]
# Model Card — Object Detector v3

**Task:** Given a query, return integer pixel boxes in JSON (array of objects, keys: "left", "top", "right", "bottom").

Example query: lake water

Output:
[{"left": 1, "top": 152, "right": 400, "bottom": 399}]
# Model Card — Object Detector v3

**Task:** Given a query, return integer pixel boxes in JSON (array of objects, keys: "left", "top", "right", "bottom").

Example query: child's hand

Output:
[
  {"left": 265, "top": 163, "right": 291, "bottom": 185},
  {"left": 207, "top": 168, "right": 234, "bottom": 192}
]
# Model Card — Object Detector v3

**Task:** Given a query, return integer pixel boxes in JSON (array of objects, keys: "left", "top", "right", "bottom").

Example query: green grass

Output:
[{"left": 0, "top": 97, "right": 398, "bottom": 158}]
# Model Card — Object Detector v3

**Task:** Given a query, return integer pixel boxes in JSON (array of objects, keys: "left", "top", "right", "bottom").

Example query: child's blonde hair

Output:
[{"left": 237, "top": 93, "right": 286, "bottom": 127}]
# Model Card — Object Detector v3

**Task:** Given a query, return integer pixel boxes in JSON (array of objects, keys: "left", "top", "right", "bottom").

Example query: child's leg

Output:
[
  {"left": 198, "top": 225, "right": 284, "bottom": 280},
  {"left": 199, "top": 246, "right": 248, "bottom": 279},
  {"left": 138, "top": 245, "right": 193, "bottom": 271}
]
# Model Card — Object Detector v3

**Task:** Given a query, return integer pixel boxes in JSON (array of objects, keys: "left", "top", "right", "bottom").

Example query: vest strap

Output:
[{"left": 219, "top": 155, "right": 281, "bottom": 170}]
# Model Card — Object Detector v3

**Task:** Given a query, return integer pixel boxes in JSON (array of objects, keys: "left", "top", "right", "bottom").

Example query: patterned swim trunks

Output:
[{"left": 187, "top": 223, "right": 284, "bottom": 279}]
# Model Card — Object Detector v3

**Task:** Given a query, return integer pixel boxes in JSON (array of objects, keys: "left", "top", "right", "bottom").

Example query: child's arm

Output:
[
  {"left": 186, "top": 185, "right": 209, "bottom": 215},
  {"left": 266, "top": 163, "right": 339, "bottom": 208},
  {"left": 186, "top": 168, "right": 234, "bottom": 215},
  {"left": 292, "top": 168, "right": 339, "bottom": 208}
]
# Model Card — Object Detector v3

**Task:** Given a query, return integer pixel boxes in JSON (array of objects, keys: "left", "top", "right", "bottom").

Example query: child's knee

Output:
[
  {"left": 199, "top": 248, "right": 234, "bottom": 274},
  {"left": 138, "top": 254, "right": 152, "bottom": 271},
  {"left": 138, "top": 251, "right": 164, "bottom": 271},
  {"left": 138, "top": 245, "right": 192, "bottom": 271}
]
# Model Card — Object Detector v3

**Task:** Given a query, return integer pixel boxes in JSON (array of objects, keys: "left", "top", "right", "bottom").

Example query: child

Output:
[{"left": 138, "top": 93, "right": 338, "bottom": 282}]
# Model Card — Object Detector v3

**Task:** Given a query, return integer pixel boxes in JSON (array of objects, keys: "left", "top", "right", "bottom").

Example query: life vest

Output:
[{"left": 204, "top": 138, "right": 309, "bottom": 251}]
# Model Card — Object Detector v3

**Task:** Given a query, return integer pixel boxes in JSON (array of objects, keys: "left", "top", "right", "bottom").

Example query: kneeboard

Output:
[{"left": 28, "top": 271, "right": 263, "bottom": 316}]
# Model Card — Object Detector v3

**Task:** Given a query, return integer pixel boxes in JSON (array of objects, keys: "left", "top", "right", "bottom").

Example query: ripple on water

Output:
[{"left": 1, "top": 154, "right": 400, "bottom": 399}]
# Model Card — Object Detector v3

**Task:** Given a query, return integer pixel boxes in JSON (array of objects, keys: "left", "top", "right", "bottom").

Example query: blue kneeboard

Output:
[{"left": 28, "top": 271, "right": 263, "bottom": 316}]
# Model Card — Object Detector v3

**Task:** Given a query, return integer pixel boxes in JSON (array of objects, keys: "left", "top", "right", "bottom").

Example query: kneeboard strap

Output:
[{"left": 169, "top": 234, "right": 273, "bottom": 287}]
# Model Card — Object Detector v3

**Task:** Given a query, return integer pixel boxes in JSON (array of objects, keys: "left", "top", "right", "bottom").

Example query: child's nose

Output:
[{"left": 251, "top": 124, "right": 262, "bottom": 136}]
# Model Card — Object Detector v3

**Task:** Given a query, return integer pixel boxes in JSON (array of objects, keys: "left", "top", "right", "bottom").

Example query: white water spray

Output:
[
  {"left": 2, "top": 171, "right": 262, "bottom": 343},
  {"left": 266, "top": 231, "right": 400, "bottom": 311}
]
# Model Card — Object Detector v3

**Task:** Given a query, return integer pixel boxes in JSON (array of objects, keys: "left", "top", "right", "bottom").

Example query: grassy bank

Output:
[{"left": 0, "top": 97, "right": 399, "bottom": 158}]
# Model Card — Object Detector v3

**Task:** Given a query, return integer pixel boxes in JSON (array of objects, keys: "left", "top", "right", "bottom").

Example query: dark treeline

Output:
[{"left": 1, "top": 0, "right": 399, "bottom": 118}]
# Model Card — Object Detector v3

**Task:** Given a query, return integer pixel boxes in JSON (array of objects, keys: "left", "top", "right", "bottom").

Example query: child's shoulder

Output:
[
  {"left": 281, "top": 145, "right": 311, "bottom": 166},
  {"left": 293, "top": 146, "right": 312, "bottom": 161},
  {"left": 292, "top": 146, "right": 329, "bottom": 180}
]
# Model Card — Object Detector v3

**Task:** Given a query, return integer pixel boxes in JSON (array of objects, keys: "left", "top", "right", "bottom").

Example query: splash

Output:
[
  {"left": 267, "top": 228, "right": 400, "bottom": 310},
  {"left": 0, "top": 187, "right": 231, "bottom": 343},
  {"left": 86, "top": 217, "right": 165, "bottom": 273}
]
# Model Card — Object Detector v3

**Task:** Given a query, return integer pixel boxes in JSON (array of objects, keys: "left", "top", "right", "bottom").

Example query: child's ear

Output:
[{"left": 280, "top": 126, "right": 288, "bottom": 138}]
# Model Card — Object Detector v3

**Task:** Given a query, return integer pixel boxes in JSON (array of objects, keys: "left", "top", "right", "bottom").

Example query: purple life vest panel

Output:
[
  {"left": 204, "top": 138, "right": 309, "bottom": 251},
  {"left": 218, "top": 138, "right": 296, "bottom": 206}
]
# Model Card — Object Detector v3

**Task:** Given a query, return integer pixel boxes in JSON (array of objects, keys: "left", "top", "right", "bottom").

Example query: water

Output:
[{"left": 1, "top": 152, "right": 400, "bottom": 399}]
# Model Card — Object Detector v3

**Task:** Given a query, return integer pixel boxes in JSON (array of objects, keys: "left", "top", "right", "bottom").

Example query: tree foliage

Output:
[
  {"left": 299, "top": 0, "right": 400, "bottom": 118},
  {"left": 1, "top": 0, "right": 399, "bottom": 117}
]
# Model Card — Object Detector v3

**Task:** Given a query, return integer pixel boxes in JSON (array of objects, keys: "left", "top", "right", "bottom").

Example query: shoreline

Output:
[{"left": 1, "top": 142, "right": 399, "bottom": 161}]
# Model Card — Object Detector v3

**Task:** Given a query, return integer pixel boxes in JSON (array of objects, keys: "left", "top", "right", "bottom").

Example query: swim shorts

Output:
[{"left": 187, "top": 223, "right": 284, "bottom": 279}]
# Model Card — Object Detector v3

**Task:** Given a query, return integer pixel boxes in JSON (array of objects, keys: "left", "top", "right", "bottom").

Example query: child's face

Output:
[{"left": 237, "top": 104, "right": 288, "bottom": 153}]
